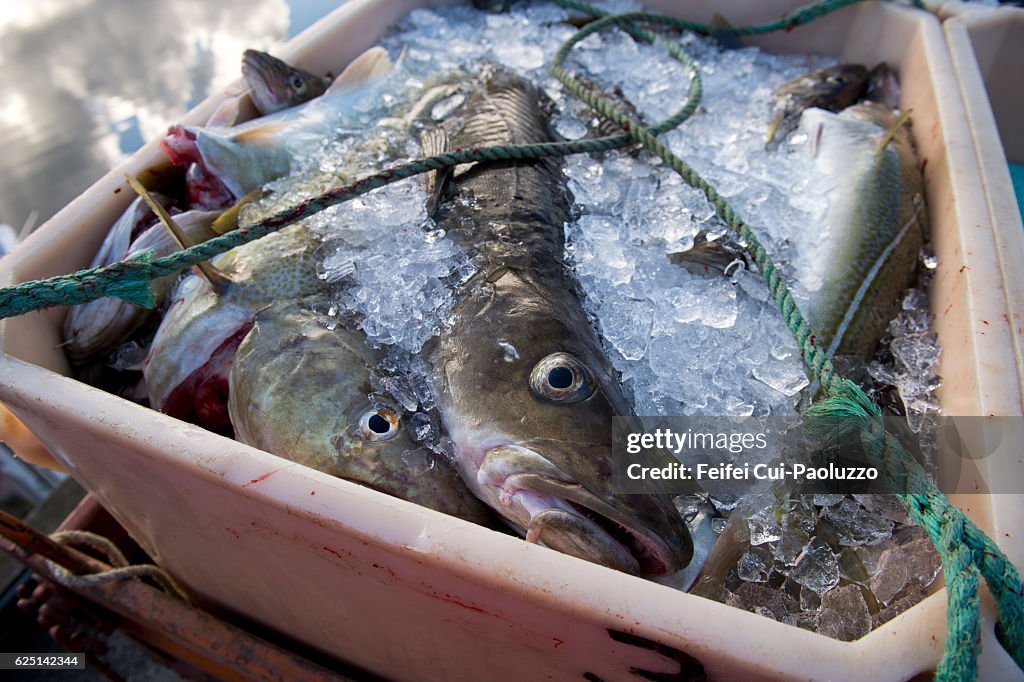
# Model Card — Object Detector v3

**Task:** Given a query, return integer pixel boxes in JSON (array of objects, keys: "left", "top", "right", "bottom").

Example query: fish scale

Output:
[{"left": 437, "top": 80, "right": 569, "bottom": 273}]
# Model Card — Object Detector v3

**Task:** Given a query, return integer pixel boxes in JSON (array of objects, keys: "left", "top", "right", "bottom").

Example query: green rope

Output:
[{"left": 0, "top": 1, "right": 1016, "bottom": 679}]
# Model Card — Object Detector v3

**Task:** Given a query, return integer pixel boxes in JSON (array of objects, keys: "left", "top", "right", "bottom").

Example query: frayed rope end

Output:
[{"left": 106, "top": 252, "right": 158, "bottom": 309}]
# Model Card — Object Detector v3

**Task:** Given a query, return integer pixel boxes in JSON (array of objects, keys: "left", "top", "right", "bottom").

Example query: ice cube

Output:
[
  {"left": 737, "top": 547, "right": 773, "bottom": 583},
  {"left": 821, "top": 498, "right": 895, "bottom": 547},
  {"left": 747, "top": 506, "right": 783, "bottom": 546},
  {"left": 752, "top": 357, "right": 809, "bottom": 396},
  {"left": 816, "top": 585, "right": 871, "bottom": 641},
  {"left": 791, "top": 538, "right": 840, "bottom": 594}
]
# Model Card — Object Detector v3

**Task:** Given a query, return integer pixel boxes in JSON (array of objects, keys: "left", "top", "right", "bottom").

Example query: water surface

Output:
[{"left": 0, "top": 0, "right": 345, "bottom": 234}]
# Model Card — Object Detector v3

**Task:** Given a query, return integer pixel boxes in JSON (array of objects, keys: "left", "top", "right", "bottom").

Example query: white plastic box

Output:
[{"left": 1, "top": 1, "right": 1022, "bottom": 679}]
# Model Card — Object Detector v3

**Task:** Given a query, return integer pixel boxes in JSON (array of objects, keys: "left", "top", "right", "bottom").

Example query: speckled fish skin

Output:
[
  {"left": 424, "top": 67, "right": 692, "bottom": 577},
  {"left": 142, "top": 223, "right": 323, "bottom": 412},
  {"left": 228, "top": 298, "right": 493, "bottom": 524},
  {"left": 799, "top": 102, "right": 927, "bottom": 360},
  {"left": 241, "top": 49, "right": 330, "bottom": 116}
]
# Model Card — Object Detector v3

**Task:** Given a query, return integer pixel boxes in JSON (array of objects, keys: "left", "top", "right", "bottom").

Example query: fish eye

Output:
[
  {"left": 291, "top": 76, "right": 307, "bottom": 93},
  {"left": 358, "top": 407, "right": 400, "bottom": 441},
  {"left": 530, "top": 352, "right": 595, "bottom": 403}
]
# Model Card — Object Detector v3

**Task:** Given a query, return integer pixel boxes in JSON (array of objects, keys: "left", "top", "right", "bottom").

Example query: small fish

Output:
[
  {"left": 668, "top": 233, "right": 748, "bottom": 278},
  {"left": 241, "top": 49, "right": 331, "bottom": 116},
  {"left": 766, "top": 63, "right": 870, "bottom": 146},
  {"left": 228, "top": 297, "right": 493, "bottom": 524},
  {"left": 161, "top": 46, "right": 394, "bottom": 207},
  {"left": 797, "top": 101, "right": 926, "bottom": 360},
  {"left": 422, "top": 67, "right": 692, "bottom": 576}
]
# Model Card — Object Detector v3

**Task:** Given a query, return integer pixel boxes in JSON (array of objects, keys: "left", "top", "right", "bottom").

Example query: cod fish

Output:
[
  {"left": 797, "top": 101, "right": 926, "bottom": 360},
  {"left": 423, "top": 67, "right": 692, "bottom": 576},
  {"left": 63, "top": 48, "right": 369, "bottom": 363},
  {"left": 229, "top": 298, "right": 492, "bottom": 524}
]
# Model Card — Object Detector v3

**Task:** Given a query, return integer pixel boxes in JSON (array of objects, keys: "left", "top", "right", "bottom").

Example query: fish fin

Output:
[
  {"left": 125, "top": 174, "right": 232, "bottom": 293},
  {"left": 875, "top": 108, "right": 913, "bottom": 155},
  {"left": 420, "top": 127, "right": 453, "bottom": 215},
  {"left": 404, "top": 83, "right": 461, "bottom": 125},
  {"left": 327, "top": 46, "right": 394, "bottom": 93},
  {"left": 765, "top": 113, "right": 785, "bottom": 148},
  {"left": 809, "top": 121, "right": 824, "bottom": 158},
  {"left": 668, "top": 234, "right": 748, "bottom": 277},
  {"left": 231, "top": 121, "right": 289, "bottom": 146},
  {"left": 709, "top": 12, "right": 742, "bottom": 49},
  {"left": 210, "top": 189, "right": 262, "bottom": 235},
  {"left": 205, "top": 95, "right": 258, "bottom": 127},
  {"left": 560, "top": 16, "right": 596, "bottom": 29}
]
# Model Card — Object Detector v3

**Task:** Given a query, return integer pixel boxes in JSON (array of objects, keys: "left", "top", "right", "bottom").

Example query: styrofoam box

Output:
[{"left": 1, "top": 1, "right": 1022, "bottom": 680}]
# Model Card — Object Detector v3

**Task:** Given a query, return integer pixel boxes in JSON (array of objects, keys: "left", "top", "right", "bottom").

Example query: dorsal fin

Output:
[
  {"left": 709, "top": 12, "right": 742, "bottom": 50},
  {"left": 326, "top": 46, "right": 394, "bottom": 93},
  {"left": 420, "top": 127, "right": 453, "bottom": 216}
]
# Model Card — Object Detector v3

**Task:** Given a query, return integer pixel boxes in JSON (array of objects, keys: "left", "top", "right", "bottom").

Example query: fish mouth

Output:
[
  {"left": 241, "top": 50, "right": 283, "bottom": 106},
  {"left": 480, "top": 445, "right": 689, "bottom": 576}
]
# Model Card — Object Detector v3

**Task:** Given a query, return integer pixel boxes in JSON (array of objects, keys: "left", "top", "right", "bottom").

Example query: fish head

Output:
[
  {"left": 767, "top": 63, "right": 869, "bottom": 145},
  {"left": 229, "top": 299, "right": 492, "bottom": 523},
  {"left": 241, "top": 49, "right": 328, "bottom": 115},
  {"left": 438, "top": 267, "right": 692, "bottom": 575}
]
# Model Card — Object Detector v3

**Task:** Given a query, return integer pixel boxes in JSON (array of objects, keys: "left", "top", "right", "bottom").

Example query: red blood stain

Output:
[
  {"left": 439, "top": 594, "right": 488, "bottom": 615},
  {"left": 310, "top": 490, "right": 316, "bottom": 496},
  {"left": 982, "top": 320, "right": 990, "bottom": 326},
  {"left": 553, "top": 638, "right": 564, "bottom": 649},
  {"left": 243, "top": 469, "right": 279, "bottom": 487},
  {"left": 322, "top": 547, "right": 346, "bottom": 560}
]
